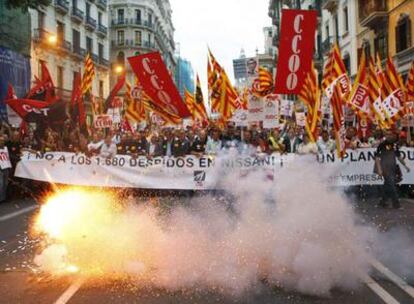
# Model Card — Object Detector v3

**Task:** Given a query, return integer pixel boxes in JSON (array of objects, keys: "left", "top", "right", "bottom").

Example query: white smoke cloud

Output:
[{"left": 34, "top": 156, "right": 400, "bottom": 296}]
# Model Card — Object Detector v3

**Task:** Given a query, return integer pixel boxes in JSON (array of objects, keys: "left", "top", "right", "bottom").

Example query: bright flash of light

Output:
[
  {"left": 33, "top": 187, "right": 151, "bottom": 277},
  {"left": 114, "top": 65, "right": 124, "bottom": 74},
  {"left": 48, "top": 35, "right": 57, "bottom": 44},
  {"left": 35, "top": 188, "right": 117, "bottom": 239}
]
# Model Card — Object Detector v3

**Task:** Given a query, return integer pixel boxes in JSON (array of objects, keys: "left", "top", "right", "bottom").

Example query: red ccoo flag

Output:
[{"left": 274, "top": 9, "right": 318, "bottom": 95}]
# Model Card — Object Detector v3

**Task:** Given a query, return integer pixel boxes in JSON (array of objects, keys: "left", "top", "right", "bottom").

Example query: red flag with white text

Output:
[
  {"left": 128, "top": 52, "right": 191, "bottom": 118},
  {"left": 274, "top": 9, "right": 317, "bottom": 95}
]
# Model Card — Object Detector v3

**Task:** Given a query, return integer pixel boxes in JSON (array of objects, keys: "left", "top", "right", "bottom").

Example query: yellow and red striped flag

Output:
[
  {"left": 194, "top": 74, "right": 208, "bottom": 122},
  {"left": 330, "top": 83, "right": 346, "bottom": 158},
  {"left": 298, "top": 62, "right": 320, "bottom": 142},
  {"left": 381, "top": 56, "right": 406, "bottom": 125},
  {"left": 81, "top": 53, "right": 95, "bottom": 95},
  {"left": 251, "top": 67, "right": 274, "bottom": 97},
  {"left": 143, "top": 98, "right": 182, "bottom": 125},
  {"left": 368, "top": 56, "right": 387, "bottom": 127},
  {"left": 322, "top": 43, "right": 350, "bottom": 99},
  {"left": 405, "top": 61, "right": 414, "bottom": 115},
  {"left": 184, "top": 89, "right": 195, "bottom": 117},
  {"left": 125, "top": 81, "right": 146, "bottom": 123},
  {"left": 347, "top": 52, "right": 370, "bottom": 118},
  {"left": 208, "top": 50, "right": 238, "bottom": 121}
]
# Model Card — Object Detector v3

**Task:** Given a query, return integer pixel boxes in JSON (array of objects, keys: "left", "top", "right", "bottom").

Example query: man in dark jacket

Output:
[
  {"left": 375, "top": 130, "right": 410, "bottom": 209},
  {"left": 172, "top": 129, "right": 190, "bottom": 157}
]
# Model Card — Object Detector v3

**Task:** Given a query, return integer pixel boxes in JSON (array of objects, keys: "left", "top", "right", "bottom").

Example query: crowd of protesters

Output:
[
  {"left": 0, "top": 118, "right": 413, "bottom": 204},
  {"left": 1, "top": 120, "right": 412, "bottom": 160}
]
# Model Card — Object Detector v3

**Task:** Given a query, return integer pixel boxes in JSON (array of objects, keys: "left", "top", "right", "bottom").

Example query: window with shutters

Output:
[{"left": 396, "top": 15, "right": 411, "bottom": 53}]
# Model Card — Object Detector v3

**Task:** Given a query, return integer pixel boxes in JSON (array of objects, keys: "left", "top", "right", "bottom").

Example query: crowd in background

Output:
[
  {"left": 0, "top": 119, "right": 413, "bottom": 161},
  {"left": 0, "top": 119, "right": 413, "bottom": 203}
]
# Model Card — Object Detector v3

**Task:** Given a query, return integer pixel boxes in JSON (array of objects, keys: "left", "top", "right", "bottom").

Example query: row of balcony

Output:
[
  {"left": 322, "top": 0, "right": 388, "bottom": 29},
  {"left": 33, "top": 28, "right": 109, "bottom": 68},
  {"left": 54, "top": 0, "right": 107, "bottom": 14},
  {"left": 111, "top": 18, "right": 154, "bottom": 29},
  {"left": 111, "top": 39, "right": 156, "bottom": 49}
]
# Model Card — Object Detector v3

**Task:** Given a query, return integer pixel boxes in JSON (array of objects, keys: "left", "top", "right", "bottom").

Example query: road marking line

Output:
[
  {"left": 361, "top": 274, "right": 400, "bottom": 304},
  {"left": 0, "top": 205, "right": 38, "bottom": 222},
  {"left": 53, "top": 278, "right": 85, "bottom": 304},
  {"left": 369, "top": 257, "right": 414, "bottom": 299}
]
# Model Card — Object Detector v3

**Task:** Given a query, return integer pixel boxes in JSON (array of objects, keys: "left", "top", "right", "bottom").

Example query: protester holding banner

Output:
[
  {"left": 99, "top": 135, "right": 117, "bottom": 159},
  {"left": 205, "top": 129, "right": 222, "bottom": 155}
]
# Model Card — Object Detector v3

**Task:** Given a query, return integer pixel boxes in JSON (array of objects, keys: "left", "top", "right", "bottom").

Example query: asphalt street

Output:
[{"left": 0, "top": 196, "right": 413, "bottom": 304}]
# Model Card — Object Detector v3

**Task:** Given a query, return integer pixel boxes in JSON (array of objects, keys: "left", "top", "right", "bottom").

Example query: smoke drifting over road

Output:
[{"left": 33, "top": 157, "right": 392, "bottom": 296}]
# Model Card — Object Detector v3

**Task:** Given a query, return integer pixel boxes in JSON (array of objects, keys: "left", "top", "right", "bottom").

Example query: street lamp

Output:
[
  {"left": 114, "top": 65, "right": 124, "bottom": 74},
  {"left": 48, "top": 34, "right": 57, "bottom": 45}
]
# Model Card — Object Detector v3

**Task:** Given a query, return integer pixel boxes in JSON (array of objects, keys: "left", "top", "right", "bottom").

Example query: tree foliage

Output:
[{"left": 6, "top": 0, "right": 51, "bottom": 10}]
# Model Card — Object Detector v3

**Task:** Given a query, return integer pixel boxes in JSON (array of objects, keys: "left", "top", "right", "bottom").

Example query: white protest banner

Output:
[
  {"left": 281, "top": 99, "right": 294, "bottom": 117},
  {"left": 248, "top": 94, "right": 264, "bottom": 122},
  {"left": 263, "top": 94, "right": 280, "bottom": 129},
  {"left": 295, "top": 112, "right": 306, "bottom": 127},
  {"left": 94, "top": 115, "right": 113, "bottom": 129},
  {"left": 0, "top": 147, "right": 12, "bottom": 169},
  {"left": 15, "top": 148, "right": 414, "bottom": 189}
]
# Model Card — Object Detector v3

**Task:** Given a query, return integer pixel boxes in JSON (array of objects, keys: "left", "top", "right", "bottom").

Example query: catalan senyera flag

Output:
[
  {"left": 347, "top": 52, "right": 370, "bottom": 118},
  {"left": 81, "top": 53, "right": 95, "bottom": 95},
  {"left": 381, "top": 56, "right": 406, "bottom": 125},
  {"left": 368, "top": 56, "right": 387, "bottom": 127},
  {"left": 251, "top": 67, "right": 274, "bottom": 97},
  {"left": 194, "top": 74, "right": 208, "bottom": 122},
  {"left": 184, "top": 89, "right": 195, "bottom": 117},
  {"left": 298, "top": 62, "right": 320, "bottom": 142},
  {"left": 208, "top": 50, "right": 238, "bottom": 121},
  {"left": 330, "top": 83, "right": 346, "bottom": 158},
  {"left": 125, "top": 81, "right": 146, "bottom": 123},
  {"left": 143, "top": 98, "right": 182, "bottom": 125},
  {"left": 405, "top": 61, "right": 414, "bottom": 115},
  {"left": 322, "top": 43, "right": 350, "bottom": 99}
]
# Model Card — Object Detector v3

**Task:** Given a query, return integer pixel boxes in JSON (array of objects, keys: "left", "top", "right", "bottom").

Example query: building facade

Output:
[
  {"left": 174, "top": 57, "right": 194, "bottom": 97},
  {"left": 321, "top": 0, "right": 359, "bottom": 78},
  {"left": 29, "top": 0, "right": 111, "bottom": 102},
  {"left": 108, "top": 0, "right": 176, "bottom": 87}
]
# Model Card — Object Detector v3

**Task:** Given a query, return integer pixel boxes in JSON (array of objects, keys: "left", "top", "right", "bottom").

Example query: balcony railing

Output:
[
  {"left": 144, "top": 20, "right": 154, "bottom": 29},
  {"left": 57, "top": 39, "right": 71, "bottom": 52},
  {"left": 54, "top": 0, "right": 69, "bottom": 14},
  {"left": 359, "top": 0, "right": 388, "bottom": 28},
  {"left": 33, "top": 28, "right": 49, "bottom": 43},
  {"left": 91, "top": 53, "right": 99, "bottom": 63},
  {"left": 98, "top": 57, "right": 109, "bottom": 67},
  {"left": 131, "top": 18, "right": 142, "bottom": 26},
  {"left": 96, "top": 0, "right": 107, "bottom": 10},
  {"left": 112, "top": 18, "right": 128, "bottom": 26},
  {"left": 71, "top": 7, "right": 84, "bottom": 23},
  {"left": 143, "top": 41, "right": 155, "bottom": 49},
  {"left": 85, "top": 16, "right": 97, "bottom": 31},
  {"left": 72, "top": 46, "right": 86, "bottom": 59},
  {"left": 97, "top": 24, "right": 107, "bottom": 36},
  {"left": 321, "top": 37, "right": 332, "bottom": 54}
]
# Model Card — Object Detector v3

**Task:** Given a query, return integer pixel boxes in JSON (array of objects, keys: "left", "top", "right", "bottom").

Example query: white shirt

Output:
[
  {"left": 205, "top": 138, "right": 222, "bottom": 155},
  {"left": 297, "top": 142, "right": 318, "bottom": 155},
  {"left": 87, "top": 140, "right": 103, "bottom": 152},
  {"left": 317, "top": 138, "right": 335, "bottom": 153},
  {"left": 100, "top": 143, "right": 117, "bottom": 158}
]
